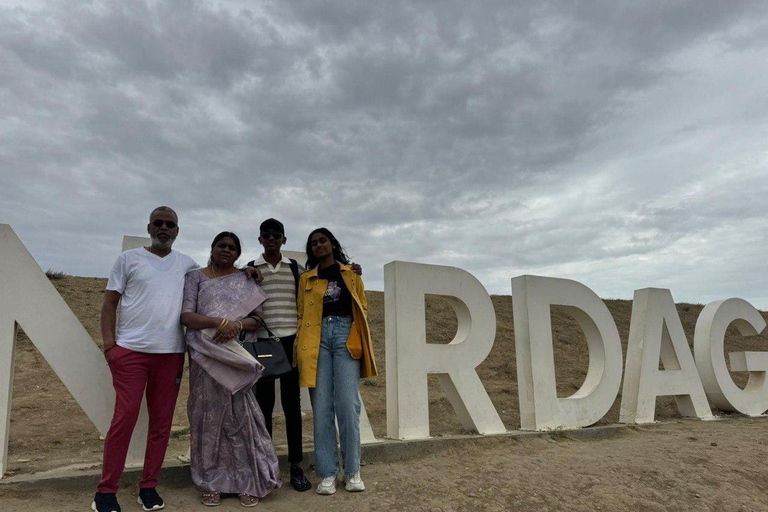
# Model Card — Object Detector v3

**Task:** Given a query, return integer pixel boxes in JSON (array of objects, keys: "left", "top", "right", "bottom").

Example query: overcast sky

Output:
[{"left": 1, "top": 0, "right": 767, "bottom": 309}]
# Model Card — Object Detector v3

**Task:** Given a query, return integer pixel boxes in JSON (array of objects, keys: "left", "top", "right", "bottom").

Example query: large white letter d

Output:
[{"left": 512, "top": 275, "right": 623, "bottom": 430}]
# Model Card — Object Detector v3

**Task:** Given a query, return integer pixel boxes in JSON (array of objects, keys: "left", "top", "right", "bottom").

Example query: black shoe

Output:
[
  {"left": 137, "top": 487, "right": 165, "bottom": 511},
  {"left": 92, "top": 492, "right": 121, "bottom": 512},
  {"left": 290, "top": 464, "right": 312, "bottom": 492}
]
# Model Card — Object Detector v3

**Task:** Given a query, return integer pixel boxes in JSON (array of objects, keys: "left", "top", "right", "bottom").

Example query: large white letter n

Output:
[
  {"left": 384, "top": 261, "right": 506, "bottom": 440},
  {"left": 0, "top": 224, "right": 145, "bottom": 478}
]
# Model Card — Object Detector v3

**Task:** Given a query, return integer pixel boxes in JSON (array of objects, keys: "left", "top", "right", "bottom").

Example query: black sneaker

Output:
[
  {"left": 92, "top": 492, "right": 121, "bottom": 512},
  {"left": 137, "top": 487, "right": 165, "bottom": 511},
  {"left": 290, "top": 464, "right": 312, "bottom": 492}
]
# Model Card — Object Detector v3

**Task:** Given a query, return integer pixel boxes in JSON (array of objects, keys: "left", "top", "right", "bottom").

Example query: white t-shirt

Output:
[{"left": 107, "top": 248, "right": 199, "bottom": 353}]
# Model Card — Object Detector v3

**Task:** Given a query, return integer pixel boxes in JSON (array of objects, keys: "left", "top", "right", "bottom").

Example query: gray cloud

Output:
[{"left": 1, "top": 0, "right": 768, "bottom": 311}]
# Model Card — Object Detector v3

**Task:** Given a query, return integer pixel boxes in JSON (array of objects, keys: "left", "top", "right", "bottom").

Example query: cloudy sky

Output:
[{"left": 1, "top": 0, "right": 767, "bottom": 308}]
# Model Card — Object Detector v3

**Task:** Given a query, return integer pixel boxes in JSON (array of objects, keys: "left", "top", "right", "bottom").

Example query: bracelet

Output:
[
  {"left": 235, "top": 320, "right": 244, "bottom": 332},
  {"left": 217, "top": 318, "right": 229, "bottom": 331}
]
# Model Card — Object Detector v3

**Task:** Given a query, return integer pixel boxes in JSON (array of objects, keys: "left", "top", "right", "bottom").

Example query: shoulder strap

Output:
[{"left": 289, "top": 258, "right": 300, "bottom": 298}]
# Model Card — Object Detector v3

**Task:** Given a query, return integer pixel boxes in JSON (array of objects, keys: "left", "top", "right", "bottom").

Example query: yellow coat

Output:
[{"left": 294, "top": 262, "right": 378, "bottom": 388}]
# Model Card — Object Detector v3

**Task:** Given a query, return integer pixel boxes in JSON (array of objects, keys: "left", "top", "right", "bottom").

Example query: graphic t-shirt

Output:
[{"left": 317, "top": 263, "right": 352, "bottom": 318}]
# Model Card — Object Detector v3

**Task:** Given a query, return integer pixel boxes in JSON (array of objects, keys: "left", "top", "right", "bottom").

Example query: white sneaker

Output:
[
  {"left": 316, "top": 475, "right": 337, "bottom": 495},
  {"left": 345, "top": 472, "right": 365, "bottom": 492}
]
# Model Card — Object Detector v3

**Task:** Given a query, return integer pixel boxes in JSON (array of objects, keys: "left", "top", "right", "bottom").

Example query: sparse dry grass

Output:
[{"left": 44, "top": 269, "right": 67, "bottom": 280}]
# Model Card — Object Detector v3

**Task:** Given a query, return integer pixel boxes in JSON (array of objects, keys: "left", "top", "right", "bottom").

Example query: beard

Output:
[{"left": 151, "top": 234, "right": 175, "bottom": 251}]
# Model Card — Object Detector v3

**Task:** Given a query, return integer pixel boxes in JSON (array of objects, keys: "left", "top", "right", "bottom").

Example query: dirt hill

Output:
[{"left": 6, "top": 275, "right": 767, "bottom": 476}]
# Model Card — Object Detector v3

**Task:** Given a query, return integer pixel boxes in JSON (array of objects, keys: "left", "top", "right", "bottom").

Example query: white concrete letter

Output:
[
  {"left": 385, "top": 261, "right": 505, "bottom": 439},
  {"left": 512, "top": 275, "right": 623, "bottom": 430},
  {"left": 694, "top": 298, "right": 768, "bottom": 416},
  {"left": 619, "top": 288, "right": 712, "bottom": 424},
  {"left": 0, "top": 225, "right": 145, "bottom": 478}
]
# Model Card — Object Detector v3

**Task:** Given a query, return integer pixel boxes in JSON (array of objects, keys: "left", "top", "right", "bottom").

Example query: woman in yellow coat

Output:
[{"left": 295, "top": 227, "right": 377, "bottom": 496}]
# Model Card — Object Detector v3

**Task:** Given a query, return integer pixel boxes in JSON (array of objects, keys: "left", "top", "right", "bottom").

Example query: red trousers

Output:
[{"left": 97, "top": 345, "right": 185, "bottom": 493}]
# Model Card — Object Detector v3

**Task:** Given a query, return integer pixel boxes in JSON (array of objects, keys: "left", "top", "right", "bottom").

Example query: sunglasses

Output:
[
  {"left": 151, "top": 219, "right": 177, "bottom": 229},
  {"left": 260, "top": 231, "right": 283, "bottom": 240}
]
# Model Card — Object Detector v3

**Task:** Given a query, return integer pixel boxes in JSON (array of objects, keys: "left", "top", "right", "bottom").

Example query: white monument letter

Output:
[
  {"left": 694, "top": 298, "right": 768, "bottom": 416},
  {"left": 0, "top": 225, "right": 145, "bottom": 478},
  {"left": 619, "top": 288, "right": 712, "bottom": 424},
  {"left": 512, "top": 275, "right": 623, "bottom": 430},
  {"left": 384, "top": 261, "right": 505, "bottom": 439}
]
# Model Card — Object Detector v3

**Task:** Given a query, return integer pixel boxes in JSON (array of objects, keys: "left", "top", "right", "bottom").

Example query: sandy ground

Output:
[{"left": 2, "top": 417, "right": 768, "bottom": 511}]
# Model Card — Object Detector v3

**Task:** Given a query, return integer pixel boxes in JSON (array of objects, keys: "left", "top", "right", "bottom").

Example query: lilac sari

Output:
[{"left": 182, "top": 270, "right": 281, "bottom": 497}]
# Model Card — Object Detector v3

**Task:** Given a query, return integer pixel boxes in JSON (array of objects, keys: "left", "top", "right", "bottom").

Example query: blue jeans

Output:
[{"left": 309, "top": 316, "right": 361, "bottom": 478}]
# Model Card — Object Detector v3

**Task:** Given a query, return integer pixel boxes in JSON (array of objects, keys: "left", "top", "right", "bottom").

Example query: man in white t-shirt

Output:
[{"left": 93, "top": 206, "right": 198, "bottom": 512}]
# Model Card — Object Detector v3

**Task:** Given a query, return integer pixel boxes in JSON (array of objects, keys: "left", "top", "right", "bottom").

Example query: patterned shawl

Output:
[{"left": 185, "top": 271, "right": 268, "bottom": 394}]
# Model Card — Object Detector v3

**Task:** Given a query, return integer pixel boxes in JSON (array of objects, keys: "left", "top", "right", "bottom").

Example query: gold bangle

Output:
[
  {"left": 235, "top": 320, "right": 243, "bottom": 332},
  {"left": 217, "top": 318, "right": 228, "bottom": 331}
]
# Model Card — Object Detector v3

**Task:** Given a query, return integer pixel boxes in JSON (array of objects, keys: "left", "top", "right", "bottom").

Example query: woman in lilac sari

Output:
[{"left": 181, "top": 232, "right": 281, "bottom": 507}]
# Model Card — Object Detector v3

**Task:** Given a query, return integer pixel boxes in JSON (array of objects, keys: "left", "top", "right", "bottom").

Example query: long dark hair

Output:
[
  {"left": 305, "top": 227, "right": 349, "bottom": 270},
  {"left": 208, "top": 231, "right": 242, "bottom": 266}
]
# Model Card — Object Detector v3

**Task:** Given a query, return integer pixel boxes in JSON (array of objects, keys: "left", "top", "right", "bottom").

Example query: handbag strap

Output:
[{"left": 247, "top": 315, "right": 280, "bottom": 342}]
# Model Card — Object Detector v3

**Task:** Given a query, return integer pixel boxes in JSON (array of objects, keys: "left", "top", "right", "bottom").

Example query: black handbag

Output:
[{"left": 240, "top": 316, "right": 292, "bottom": 380}]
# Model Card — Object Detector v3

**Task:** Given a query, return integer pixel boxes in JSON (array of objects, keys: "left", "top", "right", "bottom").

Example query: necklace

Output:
[{"left": 210, "top": 264, "right": 234, "bottom": 278}]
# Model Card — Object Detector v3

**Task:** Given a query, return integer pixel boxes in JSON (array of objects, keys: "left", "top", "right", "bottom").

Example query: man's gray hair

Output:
[{"left": 149, "top": 206, "right": 177, "bottom": 220}]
